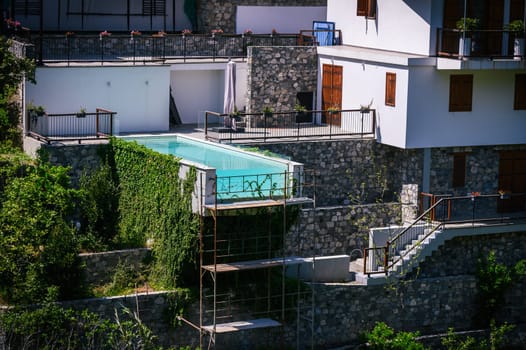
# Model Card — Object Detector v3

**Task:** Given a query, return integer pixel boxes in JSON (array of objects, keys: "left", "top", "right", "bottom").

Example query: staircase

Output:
[{"left": 353, "top": 194, "right": 526, "bottom": 285}]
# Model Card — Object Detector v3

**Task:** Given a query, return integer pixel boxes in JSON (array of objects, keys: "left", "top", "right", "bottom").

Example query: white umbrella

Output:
[{"left": 223, "top": 60, "right": 236, "bottom": 129}]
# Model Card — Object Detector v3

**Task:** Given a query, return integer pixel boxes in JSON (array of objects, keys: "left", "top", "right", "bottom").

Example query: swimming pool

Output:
[{"left": 122, "top": 135, "right": 295, "bottom": 201}]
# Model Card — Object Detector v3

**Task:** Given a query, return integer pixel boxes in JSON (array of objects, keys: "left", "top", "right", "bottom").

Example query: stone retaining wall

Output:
[
  {"left": 286, "top": 203, "right": 401, "bottom": 257},
  {"left": 39, "top": 142, "right": 105, "bottom": 186},
  {"left": 79, "top": 248, "right": 151, "bottom": 285},
  {"left": 252, "top": 139, "right": 423, "bottom": 207}
]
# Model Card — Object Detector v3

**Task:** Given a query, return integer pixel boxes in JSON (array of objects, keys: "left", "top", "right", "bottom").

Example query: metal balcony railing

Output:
[
  {"left": 364, "top": 192, "right": 526, "bottom": 275},
  {"left": 204, "top": 109, "right": 376, "bottom": 143},
  {"left": 437, "top": 28, "right": 526, "bottom": 59},
  {"left": 28, "top": 108, "right": 116, "bottom": 143},
  {"left": 22, "top": 32, "right": 318, "bottom": 65}
]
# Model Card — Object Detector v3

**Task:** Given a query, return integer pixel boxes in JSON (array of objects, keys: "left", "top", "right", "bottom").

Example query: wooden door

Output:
[
  {"left": 498, "top": 151, "right": 526, "bottom": 212},
  {"left": 321, "top": 64, "right": 342, "bottom": 126},
  {"left": 442, "top": 0, "right": 463, "bottom": 54},
  {"left": 484, "top": 0, "right": 504, "bottom": 56}
]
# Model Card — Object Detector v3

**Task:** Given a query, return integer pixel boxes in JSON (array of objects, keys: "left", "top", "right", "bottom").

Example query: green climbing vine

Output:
[{"left": 109, "top": 137, "right": 199, "bottom": 288}]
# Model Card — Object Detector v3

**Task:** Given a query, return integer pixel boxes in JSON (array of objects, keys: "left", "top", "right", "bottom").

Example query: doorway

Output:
[
  {"left": 498, "top": 150, "right": 526, "bottom": 212},
  {"left": 321, "top": 64, "right": 342, "bottom": 126}
]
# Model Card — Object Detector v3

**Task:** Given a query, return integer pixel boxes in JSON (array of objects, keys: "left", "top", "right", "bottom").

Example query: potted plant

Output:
[
  {"left": 27, "top": 102, "right": 46, "bottom": 117},
  {"left": 505, "top": 20, "right": 525, "bottom": 58},
  {"left": 294, "top": 104, "right": 309, "bottom": 123},
  {"left": 76, "top": 107, "right": 87, "bottom": 118},
  {"left": 263, "top": 106, "right": 273, "bottom": 118},
  {"left": 456, "top": 17, "right": 479, "bottom": 56}
]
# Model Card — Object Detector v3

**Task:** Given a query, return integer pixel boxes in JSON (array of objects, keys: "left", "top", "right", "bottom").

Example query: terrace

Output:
[{"left": 15, "top": 29, "right": 342, "bottom": 65}]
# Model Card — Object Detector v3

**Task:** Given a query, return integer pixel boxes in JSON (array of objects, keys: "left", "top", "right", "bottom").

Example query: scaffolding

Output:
[{"left": 188, "top": 170, "right": 316, "bottom": 349}]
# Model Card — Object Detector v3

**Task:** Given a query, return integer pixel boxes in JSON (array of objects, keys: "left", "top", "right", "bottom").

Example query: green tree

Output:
[
  {"left": 0, "top": 37, "right": 35, "bottom": 147},
  {"left": 0, "top": 161, "right": 84, "bottom": 304}
]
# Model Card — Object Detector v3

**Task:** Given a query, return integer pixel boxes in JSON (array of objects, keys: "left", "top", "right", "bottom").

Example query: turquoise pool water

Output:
[{"left": 123, "top": 135, "right": 289, "bottom": 199}]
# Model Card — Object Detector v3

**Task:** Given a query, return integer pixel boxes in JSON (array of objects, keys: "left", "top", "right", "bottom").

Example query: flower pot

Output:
[
  {"left": 459, "top": 37, "right": 472, "bottom": 57},
  {"left": 514, "top": 38, "right": 525, "bottom": 59}
]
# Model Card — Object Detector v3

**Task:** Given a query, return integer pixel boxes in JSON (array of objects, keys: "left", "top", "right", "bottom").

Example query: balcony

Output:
[
  {"left": 436, "top": 28, "right": 525, "bottom": 70},
  {"left": 27, "top": 108, "right": 116, "bottom": 143},
  {"left": 16, "top": 30, "right": 340, "bottom": 65},
  {"left": 204, "top": 108, "right": 376, "bottom": 143}
]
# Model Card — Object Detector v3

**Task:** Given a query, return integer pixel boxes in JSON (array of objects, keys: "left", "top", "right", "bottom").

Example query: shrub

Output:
[{"left": 364, "top": 322, "right": 427, "bottom": 350}]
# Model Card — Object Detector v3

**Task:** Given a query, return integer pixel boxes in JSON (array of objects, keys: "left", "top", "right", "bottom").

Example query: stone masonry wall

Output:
[
  {"left": 40, "top": 142, "right": 105, "bottom": 187},
  {"left": 252, "top": 139, "right": 423, "bottom": 207},
  {"left": 247, "top": 46, "right": 318, "bottom": 113},
  {"left": 61, "top": 231, "right": 526, "bottom": 349},
  {"left": 197, "top": 0, "right": 327, "bottom": 34},
  {"left": 79, "top": 248, "right": 151, "bottom": 285},
  {"left": 429, "top": 145, "right": 526, "bottom": 196},
  {"left": 286, "top": 203, "right": 401, "bottom": 257}
]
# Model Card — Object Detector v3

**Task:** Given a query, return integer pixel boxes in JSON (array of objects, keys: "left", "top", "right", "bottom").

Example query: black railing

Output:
[
  {"left": 28, "top": 108, "right": 115, "bottom": 143},
  {"left": 364, "top": 193, "right": 526, "bottom": 275},
  {"left": 27, "top": 32, "right": 311, "bottom": 65},
  {"left": 204, "top": 109, "right": 376, "bottom": 143},
  {"left": 437, "top": 28, "right": 526, "bottom": 58}
]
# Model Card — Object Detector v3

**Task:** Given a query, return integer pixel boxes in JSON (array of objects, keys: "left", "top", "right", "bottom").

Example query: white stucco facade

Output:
[
  {"left": 26, "top": 66, "right": 171, "bottom": 134},
  {"left": 170, "top": 61, "right": 248, "bottom": 125},
  {"left": 327, "top": 0, "right": 436, "bottom": 55},
  {"left": 236, "top": 6, "right": 327, "bottom": 34}
]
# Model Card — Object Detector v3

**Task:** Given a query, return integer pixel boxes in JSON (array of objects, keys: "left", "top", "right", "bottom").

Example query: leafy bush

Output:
[
  {"left": 441, "top": 320, "right": 515, "bottom": 350},
  {"left": 475, "top": 251, "right": 526, "bottom": 325},
  {"left": 0, "top": 37, "right": 35, "bottom": 148},
  {"left": 0, "top": 162, "right": 85, "bottom": 304},
  {"left": 0, "top": 295, "right": 164, "bottom": 350},
  {"left": 364, "top": 322, "right": 427, "bottom": 350}
]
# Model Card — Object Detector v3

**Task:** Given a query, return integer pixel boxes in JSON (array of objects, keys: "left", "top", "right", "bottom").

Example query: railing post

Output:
[
  {"left": 205, "top": 112, "right": 208, "bottom": 139},
  {"left": 363, "top": 248, "right": 368, "bottom": 275},
  {"left": 384, "top": 243, "right": 390, "bottom": 275},
  {"left": 96, "top": 109, "right": 100, "bottom": 137}
]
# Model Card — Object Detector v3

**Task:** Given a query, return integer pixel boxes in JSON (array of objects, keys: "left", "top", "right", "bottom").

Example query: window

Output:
[
  {"left": 143, "top": 0, "right": 166, "bottom": 16},
  {"left": 385, "top": 72, "right": 396, "bottom": 106},
  {"left": 357, "top": 0, "right": 376, "bottom": 18},
  {"left": 14, "top": 0, "right": 41, "bottom": 16},
  {"left": 452, "top": 153, "right": 466, "bottom": 188},
  {"left": 449, "top": 75, "right": 473, "bottom": 112},
  {"left": 514, "top": 74, "right": 526, "bottom": 110}
]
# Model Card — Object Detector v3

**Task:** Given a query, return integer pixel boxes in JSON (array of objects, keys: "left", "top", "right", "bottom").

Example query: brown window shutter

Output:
[
  {"left": 452, "top": 153, "right": 466, "bottom": 188},
  {"left": 449, "top": 75, "right": 473, "bottom": 112},
  {"left": 514, "top": 74, "right": 526, "bottom": 110},
  {"left": 385, "top": 72, "right": 396, "bottom": 106},
  {"left": 357, "top": 0, "right": 367, "bottom": 16},
  {"left": 357, "top": 0, "right": 376, "bottom": 18}
]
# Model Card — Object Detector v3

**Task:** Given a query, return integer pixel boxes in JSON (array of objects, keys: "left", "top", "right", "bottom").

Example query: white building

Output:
[{"left": 318, "top": 0, "right": 526, "bottom": 149}]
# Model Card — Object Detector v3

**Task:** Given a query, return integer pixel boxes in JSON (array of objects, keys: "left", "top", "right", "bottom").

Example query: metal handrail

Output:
[
  {"left": 28, "top": 108, "right": 116, "bottom": 143},
  {"left": 26, "top": 32, "right": 316, "bottom": 64},
  {"left": 364, "top": 192, "right": 526, "bottom": 275},
  {"left": 204, "top": 108, "right": 376, "bottom": 143},
  {"left": 437, "top": 28, "right": 526, "bottom": 58}
]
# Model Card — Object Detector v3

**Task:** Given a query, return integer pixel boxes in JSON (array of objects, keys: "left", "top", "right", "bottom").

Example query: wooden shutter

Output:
[
  {"left": 357, "top": 0, "right": 376, "bottom": 18},
  {"left": 452, "top": 153, "right": 466, "bottom": 188},
  {"left": 449, "top": 75, "right": 473, "bottom": 112},
  {"left": 514, "top": 74, "right": 526, "bottom": 110},
  {"left": 385, "top": 72, "right": 396, "bottom": 106}
]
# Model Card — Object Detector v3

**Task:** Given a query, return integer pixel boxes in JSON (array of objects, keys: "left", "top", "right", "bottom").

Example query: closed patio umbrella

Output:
[{"left": 223, "top": 60, "right": 236, "bottom": 129}]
